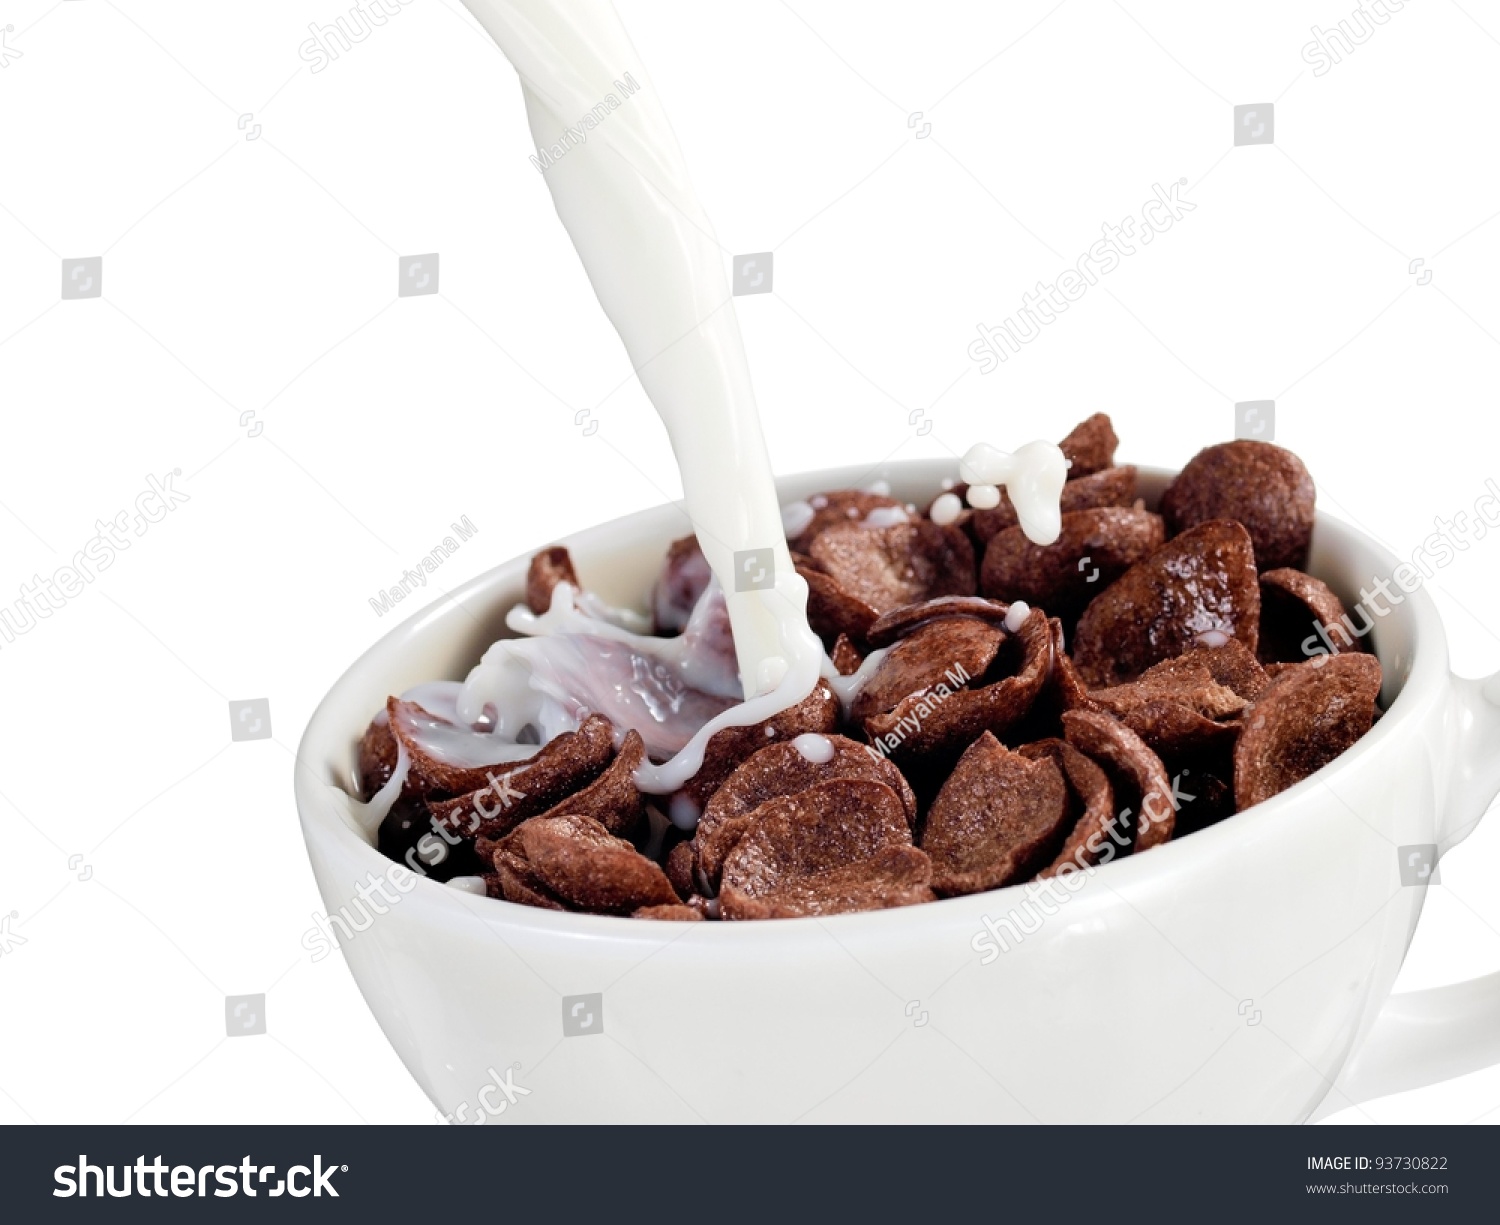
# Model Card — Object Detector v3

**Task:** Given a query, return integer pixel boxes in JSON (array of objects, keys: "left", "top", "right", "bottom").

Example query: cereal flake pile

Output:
[{"left": 358, "top": 416, "right": 1382, "bottom": 921}]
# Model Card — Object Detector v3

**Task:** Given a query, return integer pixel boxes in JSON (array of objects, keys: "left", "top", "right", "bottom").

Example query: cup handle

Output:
[
  {"left": 1312, "top": 668, "right": 1500, "bottom": 1119},
  {"left": 1439, "top": 668, "right": 1500, "bottom": 848},
  {"left": 1321, "top": 973, "right": 1500, "bottom": 1115}
]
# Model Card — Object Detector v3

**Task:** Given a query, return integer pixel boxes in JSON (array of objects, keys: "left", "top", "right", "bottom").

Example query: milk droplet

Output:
[
  {"left": 669, "top": 792, "right": 703, "bottom": 830},
  {"left": 791, "top": 733, "right": 836, "bottom": 764},
  {"left": 864, "top": 479, "right": 891, "bottom": 496},
  {"left": 810, "top": 495, "right": 828, "bottom": 509},
  {"left": 1196, "top": 629, "right": 1230, "bottom": 648},
  {"left": 445, "top": 876, "right": 488, "bottom": 895},
  {"left": 966, "top": 483, "right": 1002, "bottom": 510},
  {"left": 1004, "top": 601, "right": 1032, "bottom": 633},
  {"left": 930, "top": 492, "right": 963, "bottom": 526},
  {"left": 756, "top": 654, "right": 789, "bottom": 692},
  {"left": 862, "top": 505, "right": 910, "bottom": 529},
  {"left": 959, "top": 440, "right": 1068, "bottom": 545},
  {"left": 780, "top": 500, "right": 816, "bottom": 538}
]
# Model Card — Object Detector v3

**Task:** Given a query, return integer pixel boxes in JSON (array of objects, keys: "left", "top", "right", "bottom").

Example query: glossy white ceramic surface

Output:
[{"left": 295, "top": 464, "right": 1500, "bottom": 1123}]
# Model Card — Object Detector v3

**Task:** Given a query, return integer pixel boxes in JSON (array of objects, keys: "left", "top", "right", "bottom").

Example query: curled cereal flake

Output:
[
  {"left": 1072, "top": 520, "right": 1261, "bottom": 687},
  {"left": 1259, "top": 567, "right": 1365, "bottom": 663},
  {"left": 1044, "top": 617, "right": 1097, "bottom": 716},
  {"left": 526, "top": 546, "right": 581, "bottom": 616},
  {"left": 1161, "top": 441, "right": 1315, "bottom": 572},
  {"left": 723, "top": 846, "right": 933, "bottom": 920},
  {"left": 830, "top": 633, "right": 865, "bottom": 676},
  {"left": 679, "top": 681, "right": 840, "bottom": 809},
  {"left": 865, "top": 607, "right": 1052, "bottom": 761},
  {"left": 1118, "top": 699, "right": 1239, "bottom": 762},
  {"left": 357, "top": 716, "right": 399, "bottom": 800},
  {"left": 921, "top": 732, "right": 1071, "bottom": 895},
  {"left": 718, "top": 780, "right": 931, "bottom": 920},
  {"left": 1059, "top": 413, "right": 1120, "bottom": 479},
  {"left": 1092, "top": 664, "right": 1246, "bottom": 721},
  {"left": 797, "top": 561, "right": 879, "bottom": 645},
  {"left": 664, "top": 839, "right": 697, "bottom": 900},
  {"left": 521, "top": 730, "right": 647, "bottom": 839},
  {"left": 386, "top": 697, "right": 529, "bottom": 797},
  {"left": 696, "top": 736, "right": 918, "bottom": 887},
  {"left": 652, "top": 535, "right": 713, "bottom": 633},
  {"left": 426, "top": 714, "right": 616, "bottom": 839},
  {"left": 787, "top": 490, "right": 905, "bottom": 554},
  {"left": 808, "top": 520, "right": 976, "bottom": 616},
  {"left": 1062, "top": 710, "right": 1177, "bottom": 850},
  {"left": 850, "top": 618, "right": 1004, "bottom": 727},
  {"left": 493, "top": 848, "right": 570, "bottom": 911},
  {"left": 633, "top": 903, "right": 704, "bottom": 921},
  {"left": 865, "top": 596, "right": 1012, "bottom": 647},
  {"left": 514, "top": 814, "right": 679, "bottom": 915},
  {"left": 1018, "top": 739, "right": 1120, "bottom": 877},
  {"left": 700, "top": 734, "right": 917, "bottom": 827},
  {"left": 1137, "top": 640, "right": 1270, "bottom": 704},
  {"left": 1233, "top": 653, "right": 1382, "bottom": 809},
  {"left": 971, "top": 467, "right": 1138, "bottom": 544},
  {"left": 980, "top": 507, "right": 1165, "bottom": 619}
]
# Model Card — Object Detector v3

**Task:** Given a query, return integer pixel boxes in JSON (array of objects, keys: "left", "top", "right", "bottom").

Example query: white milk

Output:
[
  {"left": 452, "top": 0, "right": 1066, "bottom": 796},
  {"left": 458, "top": 0, "right": 821, "bottom": 715}
]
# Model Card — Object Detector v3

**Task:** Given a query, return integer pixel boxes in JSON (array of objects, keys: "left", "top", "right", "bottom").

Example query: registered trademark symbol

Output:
[{"left": 341, "top": 1165, "right": 348, "bottom": 1172}]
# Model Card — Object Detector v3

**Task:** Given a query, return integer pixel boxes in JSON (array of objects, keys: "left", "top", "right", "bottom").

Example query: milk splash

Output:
[{"left": 458, "top": 0, "right": 820, "bottom": 714}]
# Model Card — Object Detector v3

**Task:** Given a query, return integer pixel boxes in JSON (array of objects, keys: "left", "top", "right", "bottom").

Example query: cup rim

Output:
[{"left": 294, "top": 460, "right": 1450, "bottom": 939}]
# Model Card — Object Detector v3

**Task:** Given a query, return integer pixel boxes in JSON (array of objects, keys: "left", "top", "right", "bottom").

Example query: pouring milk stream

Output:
[{"left": 411, "top": 0, "right": 1068, "bottom": 803}]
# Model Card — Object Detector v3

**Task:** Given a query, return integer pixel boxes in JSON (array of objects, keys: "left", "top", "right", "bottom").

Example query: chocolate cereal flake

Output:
[
  {"left": 1062, "top": 710, "right": 1177, "bottom": 850},
  {"left": 525, "top": 546, "right": 581, "bottom": 615},
  {"left": 1018, "top": 739, "right": 1120, "bottom": 877},
  {"left": 1059, "top": 412, "right": 1120, "bottom": 479},
  {"left": 1161, "top": 441, "right": 1315, "bottom": 571},
  {"left": 788, "top": 490, "right": 906, "bottom": 554},
  {"left": 696, "top": 735, "right": 918, "bottom": 887},
  {"left": 971, "top": 467, "right": 1138, "bottom": 544},
  {"left": 719, "top": 779, "right": 932, "bottom": 920},
  {"left": 807, "top": 520, "right": 976, "bottom": 616},
  {"left": 426, "top": 714, "right": 616, "bottom": 838},
  {"left": 1259, "top": 567, "right": 1364, "bottom": 663},
  {"left": 865, "top": 606, "right": 1053, "bottom": 761},
  {"left": 980, "top": 507, "right": 1165, "bottom": 619},
  {"left": 514, "top": 814, "right": 679, "bottom": 915},
  {"left": 1233, "top": 653, "right": 1382, "bottom": 809},
  {"left": 865, "top": 596, "right": 1013, "bottom": 647},
  {"left": 1071, "top": 520, "right": 1261, "bottom": 686},
  {"left": 922, "top": 732, "right": 1072, "bottom": 895},
  {"left": 850, "top": 617, "right": 1005, "bottom": 727}
]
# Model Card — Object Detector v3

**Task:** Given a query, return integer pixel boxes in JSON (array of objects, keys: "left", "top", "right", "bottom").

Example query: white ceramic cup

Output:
[{"left": 294, "top": 463, "right": 1500, "bottom": 1124}]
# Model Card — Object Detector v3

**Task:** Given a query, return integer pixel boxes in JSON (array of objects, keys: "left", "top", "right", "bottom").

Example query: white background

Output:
[{"left": 1, "top": 0, "right": 1498, "bottom": 1125}]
